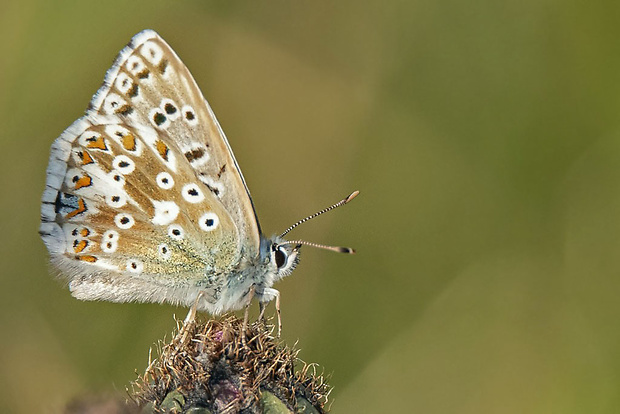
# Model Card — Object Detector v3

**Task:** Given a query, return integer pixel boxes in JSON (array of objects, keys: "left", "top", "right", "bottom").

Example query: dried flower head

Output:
[{"left": 130, "top": 316, "right": 331, "bottom": 413}]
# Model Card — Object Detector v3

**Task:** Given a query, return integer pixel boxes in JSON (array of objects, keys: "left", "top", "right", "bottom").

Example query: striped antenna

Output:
[
  {"left": 278, "top": 240, "right": 356, "bottom": 254},
  {"left": 279, "top": 190, "right": 359, "bottom": 238}
]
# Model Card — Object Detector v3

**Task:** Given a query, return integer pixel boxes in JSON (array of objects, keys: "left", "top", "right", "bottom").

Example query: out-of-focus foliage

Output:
[{"left": 2, "top": 1, "right": 620, "bottom": 412}]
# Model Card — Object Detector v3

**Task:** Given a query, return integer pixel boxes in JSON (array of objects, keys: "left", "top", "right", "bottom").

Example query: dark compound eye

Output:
[{"left": 275, "top": 248, "right": 287, "bottom": 268}]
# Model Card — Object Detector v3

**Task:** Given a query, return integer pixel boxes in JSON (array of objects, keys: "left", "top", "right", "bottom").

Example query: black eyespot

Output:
[
  {"left": 172, "top": 229, "right": 181, "bottom": 236},
  {"left": 164, "top": 103, "right": 177, "bottom": 115},
  {"left": 275, "top": 248, "right": 287, "bottom": 268},
  {"left": 153, "top": 112, "right": 166, "bottom": 126}
]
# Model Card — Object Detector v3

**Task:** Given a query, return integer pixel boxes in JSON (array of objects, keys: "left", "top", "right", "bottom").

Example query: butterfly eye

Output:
[{"left": 275, "top": 247, "right": 287, "bottom": 269}]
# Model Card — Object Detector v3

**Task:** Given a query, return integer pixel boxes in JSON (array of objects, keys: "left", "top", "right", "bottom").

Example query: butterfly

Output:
[{"left": 39, "top": 29, "right": 357, "bottom": 331}]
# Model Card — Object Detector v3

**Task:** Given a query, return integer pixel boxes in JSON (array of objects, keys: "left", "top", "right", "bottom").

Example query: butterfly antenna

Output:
[
  {"left": 277, "top": 190, "right": 359, "bottom": 254},
  {"left": 279, "top": 190, "right": 360, "bottom": 238},
  {"left": 278, "top": 240, "right": 356, "bottom": 254}
]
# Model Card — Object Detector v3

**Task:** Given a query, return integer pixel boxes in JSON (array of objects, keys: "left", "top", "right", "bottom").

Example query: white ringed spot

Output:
[
  {"left": 114, "top": 213, "right": 135, "bottom": 229},
  {"left": 102, "top": 230, "right": 119, "bottom": 242},
  {"left": 167, "top": 224, "right": 184, "bottom": 240},
  {"left": 107, "top": 170, "right": 126, "bottom": 186},
  {"left": 126, "top": 55, "right": 147, "bottom": 76},
  {"left": 149, "top": 107, "right": 170, "bottom": 129},
  {"left": 106, "top": 194, "right": 127, "bottom": 208},
  {"left": 140, "top": 41, "right": 164, "bottom": 65},
  {"left": 199, "top": 212, "right": 219, "bottom": 232},
  {"left": 151, "top": 200, "right": 179, "bottom": 225},
  {"left": 114, "top": 72, "right": 135, "bottom": 95},
  {"left": 181, "top": 105, "right": 198, "bottom": 126},
  {"left": 160, "top": 98, "right": 180, "bottom": 120},
  {"left": 112, "top": 155, "right": 135, "bottom": 174},
  {"left": 126, "top": 259, "right": 144, "bottom": 274},
  {"left": 158, "top": 243, "right": 171, "bottom": 260},
  {"left": 101, "top": 239, "right": 118, "bottom": 253},
  {"left": 103, "top": 93, "right": 131, "bottom": 116},
  {"left": 156, "top": 172, "right": 174, "bottom": 189},
  {"left": 182, "top": 183, "right": 205, "bottom": 203}
]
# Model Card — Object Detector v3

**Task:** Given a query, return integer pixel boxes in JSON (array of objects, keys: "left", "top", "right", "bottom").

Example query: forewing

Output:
[{"left": 90, "top": 30, "right": 261, "bottom": 253}]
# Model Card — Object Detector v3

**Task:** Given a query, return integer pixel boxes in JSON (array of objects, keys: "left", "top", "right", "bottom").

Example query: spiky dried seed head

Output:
[{"left": 130, "top": 316, "right": 331, "bottom": 413}]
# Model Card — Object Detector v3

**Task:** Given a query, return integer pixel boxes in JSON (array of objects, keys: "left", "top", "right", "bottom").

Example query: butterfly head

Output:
[
  {"left": 258, "top": 190, "right": 360, "bottom": 283},
  {"left": 263, "top": 236, "right": 302, "bottom": 281}
]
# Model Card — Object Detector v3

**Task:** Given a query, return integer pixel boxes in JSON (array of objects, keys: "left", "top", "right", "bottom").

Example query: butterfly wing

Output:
[
  {"left": 93, "top": 30, "right": 262, "bottom": 251},
  {"left": 40, "top": 30, "right": 261, "bottom": 311}
]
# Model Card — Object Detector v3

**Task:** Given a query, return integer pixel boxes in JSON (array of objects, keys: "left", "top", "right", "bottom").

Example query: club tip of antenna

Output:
[
  {"left": 338, "top": 246, "right": 356, "bottom": 254},
  {"left": 345, "top": 190, "right": 360, "bottom": 203}
]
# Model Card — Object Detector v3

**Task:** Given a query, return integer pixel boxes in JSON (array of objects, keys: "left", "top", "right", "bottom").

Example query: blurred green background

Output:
[{"left": 2, "top": 0, "right": 620, "bottom": 412}]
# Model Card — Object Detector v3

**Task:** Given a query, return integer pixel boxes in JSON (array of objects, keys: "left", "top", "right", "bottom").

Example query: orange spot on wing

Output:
[
  {"left": 79, "top": 151, "right": 94, "bottom": 165},
  {"left": 77, "top": 255, "right": 97, "bottom": 263},
  {"left": 74, "top": 175, "right": 92, "bottom": 189},
  {"left": 66, "top": 198, "right": 87, "bottom": 219},
  {"left": 121, "top": 133, "right": 137, "bottom": 151},
  {"left": 85, "top": 136, "right": 108, "bottom": 150},
  {"left": 79, "top": 228, "right": 90, "bottom": 237},
  {"left": 156, "top": 140, "right": 169, "bottom": 161},
  {"left": 73, "top": 240, "right": 88, "bottom": 253}
]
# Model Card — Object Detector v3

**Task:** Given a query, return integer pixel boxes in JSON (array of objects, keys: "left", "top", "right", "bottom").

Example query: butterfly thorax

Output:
[{"left": 205, "top": 235, "right": 300, "bottom": 313}]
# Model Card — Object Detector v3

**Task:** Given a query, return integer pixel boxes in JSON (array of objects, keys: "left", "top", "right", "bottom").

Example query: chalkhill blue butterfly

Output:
[{"left": 39, "top": 30, "right": 357, "bottom": 332}]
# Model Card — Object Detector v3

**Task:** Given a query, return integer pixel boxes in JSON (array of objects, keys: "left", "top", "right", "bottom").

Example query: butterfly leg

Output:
[
  {"left": 176, "top": 291, "right": 205, "bottom": 347},
  {"left": 260, "top": 288, "right": 281, "bottom": 337},
  {"left": 275, "top": 290, "right": 281, "bottom": 337},
  {"left": 258, "top": 301, "right": 267, "bottom": 321},
  {"left": 242, "top": 285, "right": 257, "bottom": 346}
]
